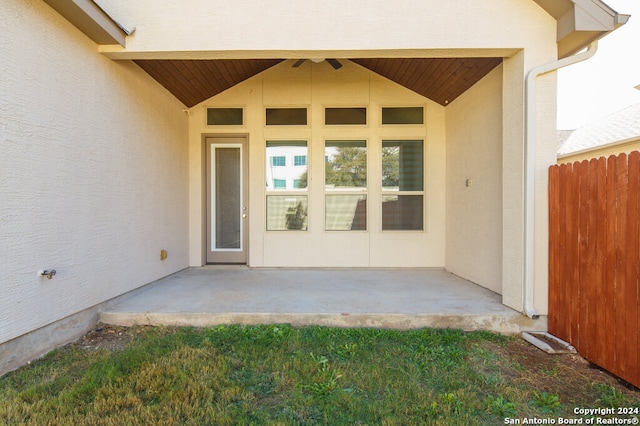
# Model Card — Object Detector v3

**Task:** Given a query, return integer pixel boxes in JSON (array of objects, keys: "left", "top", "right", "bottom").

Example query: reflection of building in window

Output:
[
  {"left": 266, "top": 142, "right": 308, "bottom": 191},
  {"left": 266, "top": 142, "right": 309, "bottom": 230},
  {"left": 270, "top": 156, "right": 286, "bottom": 167}
]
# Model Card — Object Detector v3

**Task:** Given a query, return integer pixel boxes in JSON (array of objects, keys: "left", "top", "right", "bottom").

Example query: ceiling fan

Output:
[{"left": 292, "top": 58, "right": 343, "bottom": 69}]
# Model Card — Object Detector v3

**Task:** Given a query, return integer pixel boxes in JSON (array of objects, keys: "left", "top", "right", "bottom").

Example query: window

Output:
[
  {"left": 266, "top": 108, "right": 307, "bottom": 125},
  {"left": 325, "top": 107, "right": 367, "bottom": 125},
  {"left": 382, "top": 140, "right": 424, "bottom": 230},
  {"left": 206, "top": 108, "right": 243, "bottom": 125},
  {"left": 325, "top": 140, "right": 367, "bottom": 230},
  {"left": 381, "top": 107, "right": 424, "bottom": 125},
  {"left": 266, "top": 141, "right": 308, "bottom": 230},
  {"left": 270, "top": 156, "right": 286, "bottom": 167}
]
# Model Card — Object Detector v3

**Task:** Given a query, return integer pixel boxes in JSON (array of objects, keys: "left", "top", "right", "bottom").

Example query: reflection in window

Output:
[
  {"left": 382, "top": 140, "right": 423, "bottom": 191},
  {"left": 325, "top": 141, "right": 367, "bottom": 231},
  {"left": 325, "top": 140, "right": 367, "bottom": 190},
  {"left": 325, "top": 195, "right": 366, "bottom": 231},
  {"left": 266, "top": 196, "right": 308, "bottom": 231},
  {"left": 207, "top": 108, "right": 243, "bottom": 126},
  {"left": 266, "top": 141, "right": 308, "bottom": 191},
  {"left": 381, "top": 107, "right": 424, "bottom": 125},
  {"left": 325, "top": 108, "right": 367, "bottom": 125},
  {"left": 382, "top": 140, "right": 424, "bottom": 230},
  {"left": 271, "top": 156, "right": 286, "bottom": 167},
  {"left": 266, "top": 108, "right": 307, "bottom": 125}
]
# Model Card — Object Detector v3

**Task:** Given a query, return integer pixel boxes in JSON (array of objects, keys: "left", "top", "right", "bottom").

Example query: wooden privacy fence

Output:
[{"left": 549, "top": 152, "right": 639, "bottom": 389}]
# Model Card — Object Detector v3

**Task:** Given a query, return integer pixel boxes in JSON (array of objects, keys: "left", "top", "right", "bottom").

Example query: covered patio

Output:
[{"left": 101, "top": 267, "right": 546, "bottom": 334}]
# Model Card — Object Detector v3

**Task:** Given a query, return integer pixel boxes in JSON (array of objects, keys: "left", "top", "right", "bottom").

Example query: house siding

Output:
[
  {"left": 189, "top": 61, "right": 447, "bottom": 267},
  {"left": 0, "top": 0, "right": 189, "bottom": 345},
  {"left": 446, "top": 65, "right": 504, "bottom": 294}
]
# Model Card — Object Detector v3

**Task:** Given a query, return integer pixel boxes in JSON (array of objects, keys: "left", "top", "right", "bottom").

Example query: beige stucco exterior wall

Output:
[
  {"left": 445, "top": 66, "right": 503, "bottom": 294},
  {"left": 173, "top": 0, "right": 557, "bottom": 313},
  {"left": 0, "top": 0, "right": 189, "bottom": 345},
  {"left": 98, "top": 0, "right": 549, "bottom": 60},
  {"left": 188, "top": 60, "right": 446, "bottom": 267}
]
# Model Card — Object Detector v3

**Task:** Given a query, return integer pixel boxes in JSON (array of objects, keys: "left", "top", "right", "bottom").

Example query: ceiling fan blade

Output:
[
  {"left": 326, "top": 59, "right": 342, "bottom": 69},
  {"left": 292, "top": 59, "right": 306, "bottom": 68}
]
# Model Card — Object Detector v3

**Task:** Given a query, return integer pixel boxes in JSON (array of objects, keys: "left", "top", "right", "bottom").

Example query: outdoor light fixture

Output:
[{"left": 38, "top": 269, "right": 56, "bottom": 279}]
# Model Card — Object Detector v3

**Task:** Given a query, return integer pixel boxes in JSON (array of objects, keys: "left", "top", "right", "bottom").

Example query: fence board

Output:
[
  {"left": 549, "top": 152, "right": 640, "bottom": 389},
  {"left": 614, "top": 154, "right": 628, "bottom": 379},
  {"left": 604, "top": 155, "right": 617, "bottom": 371},
  {"left": 625, "top": 152, "right": 639, "bottom": 385},
  {"left": 578, "top": 160, "right": 590, "bottom": 356},
  {"left": 594, "top": 157, "right": 607, "bottom": 368},
  {"left": 585, "top": 159, "right": 598, "bottom": 362},
  {"left": 548, "top": 165, "right": 560, "bottom": 336}
]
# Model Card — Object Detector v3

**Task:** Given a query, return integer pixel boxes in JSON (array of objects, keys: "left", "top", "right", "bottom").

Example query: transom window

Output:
[
  {"left": 266, "top": 108, "right": 307, "bottom": 126},
  {"left": 325, "top": 107, "right": 367, "bottom": 125}
]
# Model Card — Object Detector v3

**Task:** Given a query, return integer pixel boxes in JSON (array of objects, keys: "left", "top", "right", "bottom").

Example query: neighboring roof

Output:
[
  {"left": 556, "top": 130, "right": 575, "bottom": 150},
  {"left": 558, "top": 104, "right": 640, "bottom": 156}
]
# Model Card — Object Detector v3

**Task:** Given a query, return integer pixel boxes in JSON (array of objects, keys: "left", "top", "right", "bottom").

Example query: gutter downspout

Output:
[{"left": 523, "top": 41, "right": 598, "bottom": 319}]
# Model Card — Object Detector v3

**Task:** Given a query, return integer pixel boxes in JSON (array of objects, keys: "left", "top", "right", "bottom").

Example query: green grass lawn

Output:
[{"left": 1, "top": 325, "right": 638, "bottom": 425}]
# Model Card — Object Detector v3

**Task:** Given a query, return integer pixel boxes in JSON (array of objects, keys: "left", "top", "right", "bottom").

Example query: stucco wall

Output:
[
  {"left": 445, "top": 65, "right": 504, "bottom": 294},
  {"left": 97, "top": 0, "right": 551, "bottom": 60},
  {"left": 0, "top": 0, "right": 189, "bottom": 345},
  {"left": 188, "top": 60, "right": 446, "bottom": 267}
]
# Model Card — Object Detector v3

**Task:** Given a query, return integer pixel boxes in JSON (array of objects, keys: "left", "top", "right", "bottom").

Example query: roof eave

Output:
[
  {"left": 535, "top": 0, "right": 630, "bottom": 58},
  {"left": 43, "top": 0, "right": 128, "bottom": 47}
]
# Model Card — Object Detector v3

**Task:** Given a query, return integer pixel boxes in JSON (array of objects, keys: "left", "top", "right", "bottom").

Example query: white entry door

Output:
[{"left": 206, "top": 136, "right": 248, "bottom": 263}]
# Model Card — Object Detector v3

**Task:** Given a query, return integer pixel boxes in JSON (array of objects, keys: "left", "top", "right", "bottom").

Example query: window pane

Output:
[
  {"left": 382, "top": 140, "right": 423, "bottom": 191},
  {"left": 325, "top": 108, "right": 367, "bottom": 125},
  {"left": 266, "top": 108, "right": 307, "bottom": 125},
  {"left": 382, "top": 195, "right": 423, "bottom": 230},
  {"left": 266, "top": 196, "right": 308, "bottom": 230},
  {"left": 325, "top": 140, "right": 367, "bottom": 190},
  {"left": 266, "top": 141, "right": 308, "bottom": 191},
  {"left": 325, "top": 195, "right": 366, "bottom": 231},
  {"left": 207, "top": 108, "right": 243, "bottom": 125},
  {"left": 270, "top": 156, "right": 285, "bottom": 167},
  {"left": 294, "top": 155, "right": 307, "bottom": 166},
  {"left": 382, "top": 107, "right": 424, "bottom": 124}
]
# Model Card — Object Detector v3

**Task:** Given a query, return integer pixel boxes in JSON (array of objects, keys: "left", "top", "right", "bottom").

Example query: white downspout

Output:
[{"left": 523, "top": 42, "right": 598, "bottom": 319}]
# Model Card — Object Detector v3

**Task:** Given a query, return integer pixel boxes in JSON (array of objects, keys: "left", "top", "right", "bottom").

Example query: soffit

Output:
[{"left": 134, "top": 58, "right": 503, "bottom": 108}]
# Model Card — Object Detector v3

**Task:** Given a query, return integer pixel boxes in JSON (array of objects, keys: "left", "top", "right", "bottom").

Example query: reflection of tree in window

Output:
[
  {"left": 382, "top": 145, "right": 399, "bottom": 189},
  {"left": 326, "top": 146, "right": 367, "bottom": 188},
  {"left": 285, "top": 201, "right": 307, "bottom": 230}
]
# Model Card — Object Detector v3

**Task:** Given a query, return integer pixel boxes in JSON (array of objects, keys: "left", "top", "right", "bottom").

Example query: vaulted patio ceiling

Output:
[{"left": 133, "top": 57, "right": 503, "bottom": 108}]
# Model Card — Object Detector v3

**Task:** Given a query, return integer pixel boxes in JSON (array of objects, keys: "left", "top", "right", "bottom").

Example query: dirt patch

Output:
[
  {"left": 73, "top": 324, "right": 147, "bottom": 352},
  {"left": 482, "top": 336, "right": 640, "bottom": 405}
]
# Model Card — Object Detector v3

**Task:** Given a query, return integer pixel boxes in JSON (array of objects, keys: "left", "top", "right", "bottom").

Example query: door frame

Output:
[{"left": 204, "top": 135, "right": 249, "bottom": 264}]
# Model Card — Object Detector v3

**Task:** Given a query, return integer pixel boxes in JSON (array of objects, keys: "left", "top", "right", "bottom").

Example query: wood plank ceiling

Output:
[{"left": 134, "top": 57, "right": 502, "bottom": 108}]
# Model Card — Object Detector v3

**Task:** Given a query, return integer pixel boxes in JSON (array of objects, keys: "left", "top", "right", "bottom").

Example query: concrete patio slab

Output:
[{"left": 100, "top": 266, "right": 547, "bottom": 333}]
